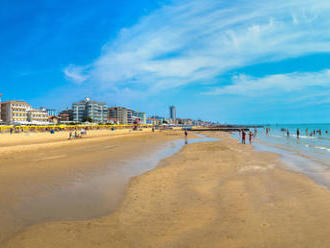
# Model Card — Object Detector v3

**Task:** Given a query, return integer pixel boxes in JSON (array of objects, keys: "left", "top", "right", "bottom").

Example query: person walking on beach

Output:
[
  {"left": 249, "top": 131, "right": 253, "bottom": 144},
  {"left": 68, "top": 131, "right": 72, "bottom": 140},
  {"left": 184, "top": 130, "right": 188, "bottom": 144},
  {"left": 287, "top": 129, "right": 290, "bottom": 137},
  {"left": 297, "top": 128, "right": 300, "bottom": 139},
  {"left": 242, "top": 130, "right": 246, "bottom": 144}
]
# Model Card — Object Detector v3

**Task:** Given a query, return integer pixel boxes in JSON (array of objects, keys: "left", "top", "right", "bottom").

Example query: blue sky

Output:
[{"left": 2, "top": 0, "right": 330, "bottom": 124}]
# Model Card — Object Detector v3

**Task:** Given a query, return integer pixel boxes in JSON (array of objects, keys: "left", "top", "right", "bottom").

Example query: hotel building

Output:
[
  {"left": 27, "top": 109, "right": 48, "bottom": 124},
  {"left": 72, "top": 97, "right": 107, "bottom": 123},
  {"left": 1, "top": 101, "right": 31, "bottom": 124},
  {"left": 108, "top": 107, "right": 133, "bottom": 124}
]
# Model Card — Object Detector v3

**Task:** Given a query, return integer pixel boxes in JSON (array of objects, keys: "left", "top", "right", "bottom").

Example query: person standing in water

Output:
[
  {"left": 287, "top": 129, "right": 290, "bottom": 137},
  {"left": 242, "top": 130, "right": 246, "bottom": 144},
  {"left": 297, "top": 128, "right": 300, "bottom": 139},
  {"left": 249, "top": 131, "right": 253, "bottom": 144}
]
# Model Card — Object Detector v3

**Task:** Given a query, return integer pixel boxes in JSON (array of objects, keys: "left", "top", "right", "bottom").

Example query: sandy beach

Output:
[
  {"left": 0, "top": 128, "right": 185, "bottom": 245},
  {"left": 3, "top": 131, "right": 330, "bottom": 247}
]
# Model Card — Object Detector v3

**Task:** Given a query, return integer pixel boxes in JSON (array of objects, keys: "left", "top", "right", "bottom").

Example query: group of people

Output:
[
  {"left": 239, "top": 129, "right": 256, "bottom": 144},
  {"left": 68, "top": 129, "right": 87, "bottom": 140},
  {"left": 285, "top": 128, "right": 328, "bottom": 138}
]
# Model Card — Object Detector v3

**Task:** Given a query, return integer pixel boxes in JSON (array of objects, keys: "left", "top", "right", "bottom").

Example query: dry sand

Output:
[{"left": 3, "top": 131, "right": 330, "bottom": 247}]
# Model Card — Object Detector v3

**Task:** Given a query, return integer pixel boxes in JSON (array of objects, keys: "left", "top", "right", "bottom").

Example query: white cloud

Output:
[
  {"left": 206, "top": 69, "right": 330, "bottom": 96},
  {"left": 64, "top": 0, "right": 330, "bottom": 95},
  {"left": 64, "top": 64, "right": 89, "bottom": 84}
]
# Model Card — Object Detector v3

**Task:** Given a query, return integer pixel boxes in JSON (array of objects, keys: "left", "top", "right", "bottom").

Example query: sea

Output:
[{"left": 239, "top": 124, "right": 330, "bottom": 188}]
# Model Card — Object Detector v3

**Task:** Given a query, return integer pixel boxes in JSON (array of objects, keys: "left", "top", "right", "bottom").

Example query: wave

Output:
[
  {"left": 314, "top": 146, "right": 330, "bottom": 152},
  {"left": 305, "top": 144, "right": 330, "bottom": 152}
]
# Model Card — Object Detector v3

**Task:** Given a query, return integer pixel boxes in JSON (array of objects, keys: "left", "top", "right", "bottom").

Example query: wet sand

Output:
[
  {"left": 4, "top": 132, "right": 330, "bottom": 247},
  {"left": 0, "top": 129, "right": 185, "bottom": 245}
]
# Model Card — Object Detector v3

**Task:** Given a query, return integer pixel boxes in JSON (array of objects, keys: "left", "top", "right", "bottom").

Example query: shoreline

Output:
[{"left": 4, "top": 132, "right": 330, "bottom": 247}]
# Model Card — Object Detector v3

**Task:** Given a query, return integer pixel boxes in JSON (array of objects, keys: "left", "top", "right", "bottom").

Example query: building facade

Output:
[
  {"left": 58, "top": 108, "right": 73, "bottom": 122},
  {"left": 1, "top": 101, "right": 31, "bottom": 124},
  {"left": 169, "top": 105, "right": 176, "bottom": 120},
  {"left": 108, "top": 107, "right": 134, "bottom": 124},
  {"left": 137, "top": 112, "right": 147, "bottom": 124},
  {"left": 40, "top": 107, "right": 57, "bottom": 117},
  {"left": 27, "top": 109, "right": 48, "bottom": 124},
  {"left": 72, "top": 97, "right": 107, "bottom": 123}
]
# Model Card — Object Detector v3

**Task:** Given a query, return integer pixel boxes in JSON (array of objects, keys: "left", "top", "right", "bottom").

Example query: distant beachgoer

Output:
[
  {"left": 10, "top": 128, "right": 13, "bottom": 135},
  {"left": 184, "top": 130, "right": 188, "bottom": 137},
  {"left": 326, "top": 130, "right": 328, "bottom": 134},
  {"left": 254, "top": 128, "right": 257, "bottom": 137},
  {"left": 242, "top": 130, "right": 246, "bottom": 144},
  {"left": 287, "top": 129, "right": 290, "bottom": 137},
  {"left": 313, "top": 130, "right": 316, "bottom": 136},
  {"left": 249, "top": 131, "right": 253, "bottom": 144},
  {"left": 306, "top": 129, "right": 308, "bottom": 136},
  {"left": 152, "top": 127, "right": 155, "bottom": 133},
  {"left": 68, "top": 131, "right": 72, "bottom": 140},
  {"left": 297, "top": 128, "right": 300, "bottom": 139}
]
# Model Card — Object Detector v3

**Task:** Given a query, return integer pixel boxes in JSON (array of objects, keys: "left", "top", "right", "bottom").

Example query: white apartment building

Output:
[
  {"left": 27, "top": 109, "right": 49, "bottom": 124},
  {"left": 1, "top": 101, "right": 31, "bottom": 124}
]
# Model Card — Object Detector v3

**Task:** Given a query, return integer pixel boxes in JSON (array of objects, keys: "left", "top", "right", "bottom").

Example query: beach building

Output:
[
  {"left": 169, "top": 105, "right": 176, "bottom": 121},
  {"left": 40, "top": 107, "right": 57, "bottom": 117},
  {"left": 1, "top": 101, "right": 31, "bottom": 124},
  {"left": 58, "top": 108, "right": 73, "bottom": 122},
  {"left": 72, "top": 97, "right": 107, "bottom": 123},
  {"left": 147, "top": 117, "right": 161, "bottom": 125},
  {"left": 27, "top": 109, "right": 49, "bottom": 124},
  {"left": 49, "top": 116, "right": 59, "bottom": 124},
  {"left": 137, "top": 112, "right": 147, "bottom": 124},
  {"left": 108, "top": 107, "right": 133, "bottom": 124}
]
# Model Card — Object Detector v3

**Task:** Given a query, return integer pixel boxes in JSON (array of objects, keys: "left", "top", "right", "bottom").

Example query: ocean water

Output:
[{"left": 251, "top": 124, "right": 330, "bottom": 187}]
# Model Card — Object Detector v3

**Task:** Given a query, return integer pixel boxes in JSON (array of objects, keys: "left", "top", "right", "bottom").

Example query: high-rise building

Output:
[
  {"left": 1, "top": 101, "right": 31, "bottom": 124},
  {"left": 169, "top": 105, "right": 176, "bottom": 120},
  {"left": 72, "top": 97, "right": 107, "bottom": 123}
]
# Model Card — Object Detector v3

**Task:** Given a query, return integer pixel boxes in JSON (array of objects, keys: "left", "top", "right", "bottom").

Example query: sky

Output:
[{"left": 2, "top": 0, "right": 330, "bottom": 124}]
